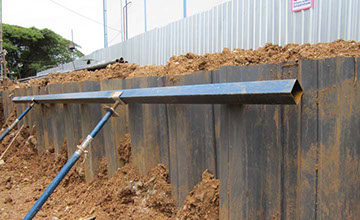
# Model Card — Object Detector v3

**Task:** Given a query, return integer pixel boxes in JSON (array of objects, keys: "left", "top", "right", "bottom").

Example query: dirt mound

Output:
[
  {"left": 0, "top": 119, "right": 220, "bottom": 219},
  {"left": 25, "top": 161, "right": 177, "bottom": 220},
  {"left": 84, "top": 162, "right": 177, "bottom": 220},
  {"left": 117, "top": 133, "right": 131, "bottom": 164},
  {"left": 9, "top": 39, "right": 360, "bottom": 91},
  {"left": 177, "top": 170, "right": 220, "bottom": 220},
  {"left": 0, "top": 127, "right": 169, "bottom": 219}
]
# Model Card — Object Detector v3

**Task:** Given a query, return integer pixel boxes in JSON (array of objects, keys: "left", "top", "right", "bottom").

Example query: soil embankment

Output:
[{"left": 7, "top": 39, "right": 360, "bottom": 91}]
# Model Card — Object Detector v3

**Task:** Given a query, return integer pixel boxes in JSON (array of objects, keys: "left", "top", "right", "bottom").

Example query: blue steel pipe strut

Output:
[
  {"left": 0, "top": 101, "right": 36, "bottom": 142},
  {"left": 23, "top": 101, "right": 120, "bottom": 220}
]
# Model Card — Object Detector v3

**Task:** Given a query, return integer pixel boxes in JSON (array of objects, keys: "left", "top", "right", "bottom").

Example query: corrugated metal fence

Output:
[{"left": 37, "top": 0, "right": 360, "bottom": 76}]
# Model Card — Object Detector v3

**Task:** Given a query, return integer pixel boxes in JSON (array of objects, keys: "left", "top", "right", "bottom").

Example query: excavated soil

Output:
[
  {"left": 7, "top": 39, "right": 360, "bottom": 91},
  {"left": 178, "top": 171, "right": 220, "bottom": 220},
  {"left": 0, "top": 111, "right": 219, "bottom": 220},
  {"left": 117, "top": 133, "right": 132, "bottom": 164}
]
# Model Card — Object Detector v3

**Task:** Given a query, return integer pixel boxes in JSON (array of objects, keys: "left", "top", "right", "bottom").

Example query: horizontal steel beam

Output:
[{"left": 12, "top": 79, "right": 303, "bottom": 105}]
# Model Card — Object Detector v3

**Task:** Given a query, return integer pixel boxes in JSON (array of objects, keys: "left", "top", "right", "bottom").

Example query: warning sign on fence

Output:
[{"left": 291, "top": 0, "right": 314, "bottom": 12}]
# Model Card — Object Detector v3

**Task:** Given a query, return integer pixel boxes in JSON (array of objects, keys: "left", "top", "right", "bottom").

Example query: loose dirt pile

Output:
[
  {"left": 9, "top": 39, "right": 360, "bottom": 91},
  {"left": 0, "top": 112, "right": 219, "bottom": 220},
  {"left": 178, "top": 171, "right": 220, "bottom": 220},
  {"left": 117, "top": 133, "right": 131, "bottom": 164}
]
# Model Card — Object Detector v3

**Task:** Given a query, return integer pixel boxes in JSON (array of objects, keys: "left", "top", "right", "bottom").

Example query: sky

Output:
[{"left": 4, "top": 0, "right": 230, "bottom": 55}]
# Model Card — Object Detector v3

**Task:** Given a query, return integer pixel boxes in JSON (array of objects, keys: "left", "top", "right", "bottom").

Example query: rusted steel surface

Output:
[
  {"left": 22, "top": 88, "right": 29, "bottom": 127},
  {"left": 31, "top": 87, "right": 42, "bottom": 152},
  {"left": 48, "top": 84, "right": 66, "bottom": 156},
  {"left": 79, "top": 81, "right": 106, "bottom": 182},
  {"left": 288, "top": 59, "right": 318, "bottom": 220},
  {"left": 25, "top": 87, "right": 34, "bottom": 127},
  {"left": 13, "top": 89, "right": 20, "bottom": 126},
  {"left": 100, "top": 79, "right": 128, "bottom": 177},
  {"left": 215, "top": 58, "right": 360, "bottom": 220},
  {"left": 22, "top": 88, "right": 29, "bottom": 126},
  {"left": 2, "top": 90, "right": 12, "bottom": 123},
  {"left": 215, "top": 64, "right": 284, "bottom": 219},
  {"left": 317, "top": 57, "right": 360, "bottom": 219},
  {"left": 14, "top": 89, "right": 24, "bottom": 127},
  {"left": 1, "top": 91, "right": 5, "bottom": 121},
  {"left": 25, "top": 87, "right": 35, "bottom": 134},
  {"left": 127, "top": 76, "right": 169, "bottom": 175},
  {"left": 165, "top": 71, "right": 217, "bottom": 206},
  {"left": 2, "top": 91, "right": 7, "bottom": 121},
  {"left": 277, "top": 60, "right": 318, "bottom": 220},
  {"left": 2, "top": 90, "right": 10, "bottom": 122},
  {"left": 62, "top": 83, "right": 83, "bottom": 157},
  {"left": 43, "top": 86, "right": 54, "bottom": 152},
  {"left": 36, "top": 86, "right": 50, "bottom": 153}
]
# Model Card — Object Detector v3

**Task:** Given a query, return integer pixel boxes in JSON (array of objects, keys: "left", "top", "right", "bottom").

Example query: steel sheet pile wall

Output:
[
  {"left": 127, "top": 76, "right": 170, "bottom": 174},
  {"left": 99, "top": 79, "right": 128, "bottom": 176},
  {"left": 3, "top": 57, "right": 360, "bottom": 219}
]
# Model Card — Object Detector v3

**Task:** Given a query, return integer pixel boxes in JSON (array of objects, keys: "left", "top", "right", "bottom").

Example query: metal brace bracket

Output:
[
  {"left": 110, "top": 91, "right": 125, "bottom": 105},
  {"left": 105, "top": 91, "right": 124, "bottom": 117},
  {"left": 31, "top": 98, "right": 38, "bottom": 107},
  {"left": 103, "top": 105, "right": 120, "bottom": 117}
]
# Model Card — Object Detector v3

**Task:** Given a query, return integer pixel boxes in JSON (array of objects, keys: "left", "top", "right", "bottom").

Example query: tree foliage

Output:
[{"left": 3, "top": 24, "right": 84, "bottom": 78}]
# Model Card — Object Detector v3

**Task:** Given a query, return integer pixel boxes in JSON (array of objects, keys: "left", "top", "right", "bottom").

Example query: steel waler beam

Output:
[
  {"left": 0, "top": 100, "right": 37, "bottom": 142},
  {"left": 12, "top": 79, "right": 303, "bottom": 105}
]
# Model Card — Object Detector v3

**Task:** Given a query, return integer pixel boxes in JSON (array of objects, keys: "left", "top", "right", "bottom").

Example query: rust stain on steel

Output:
[
  {"left": 79, "top": 81, "right": 104, "bottom": 183},
  {"left": 99, "top": 79, "right": 125, "bottom": 177},
  {"left": 317, "top": 57, "right": 360, "bottom": 219}
]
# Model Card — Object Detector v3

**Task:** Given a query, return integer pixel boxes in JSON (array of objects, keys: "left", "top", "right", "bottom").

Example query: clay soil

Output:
[{"left": 0, "top": 112, "right": 219, "bottom": 220}]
